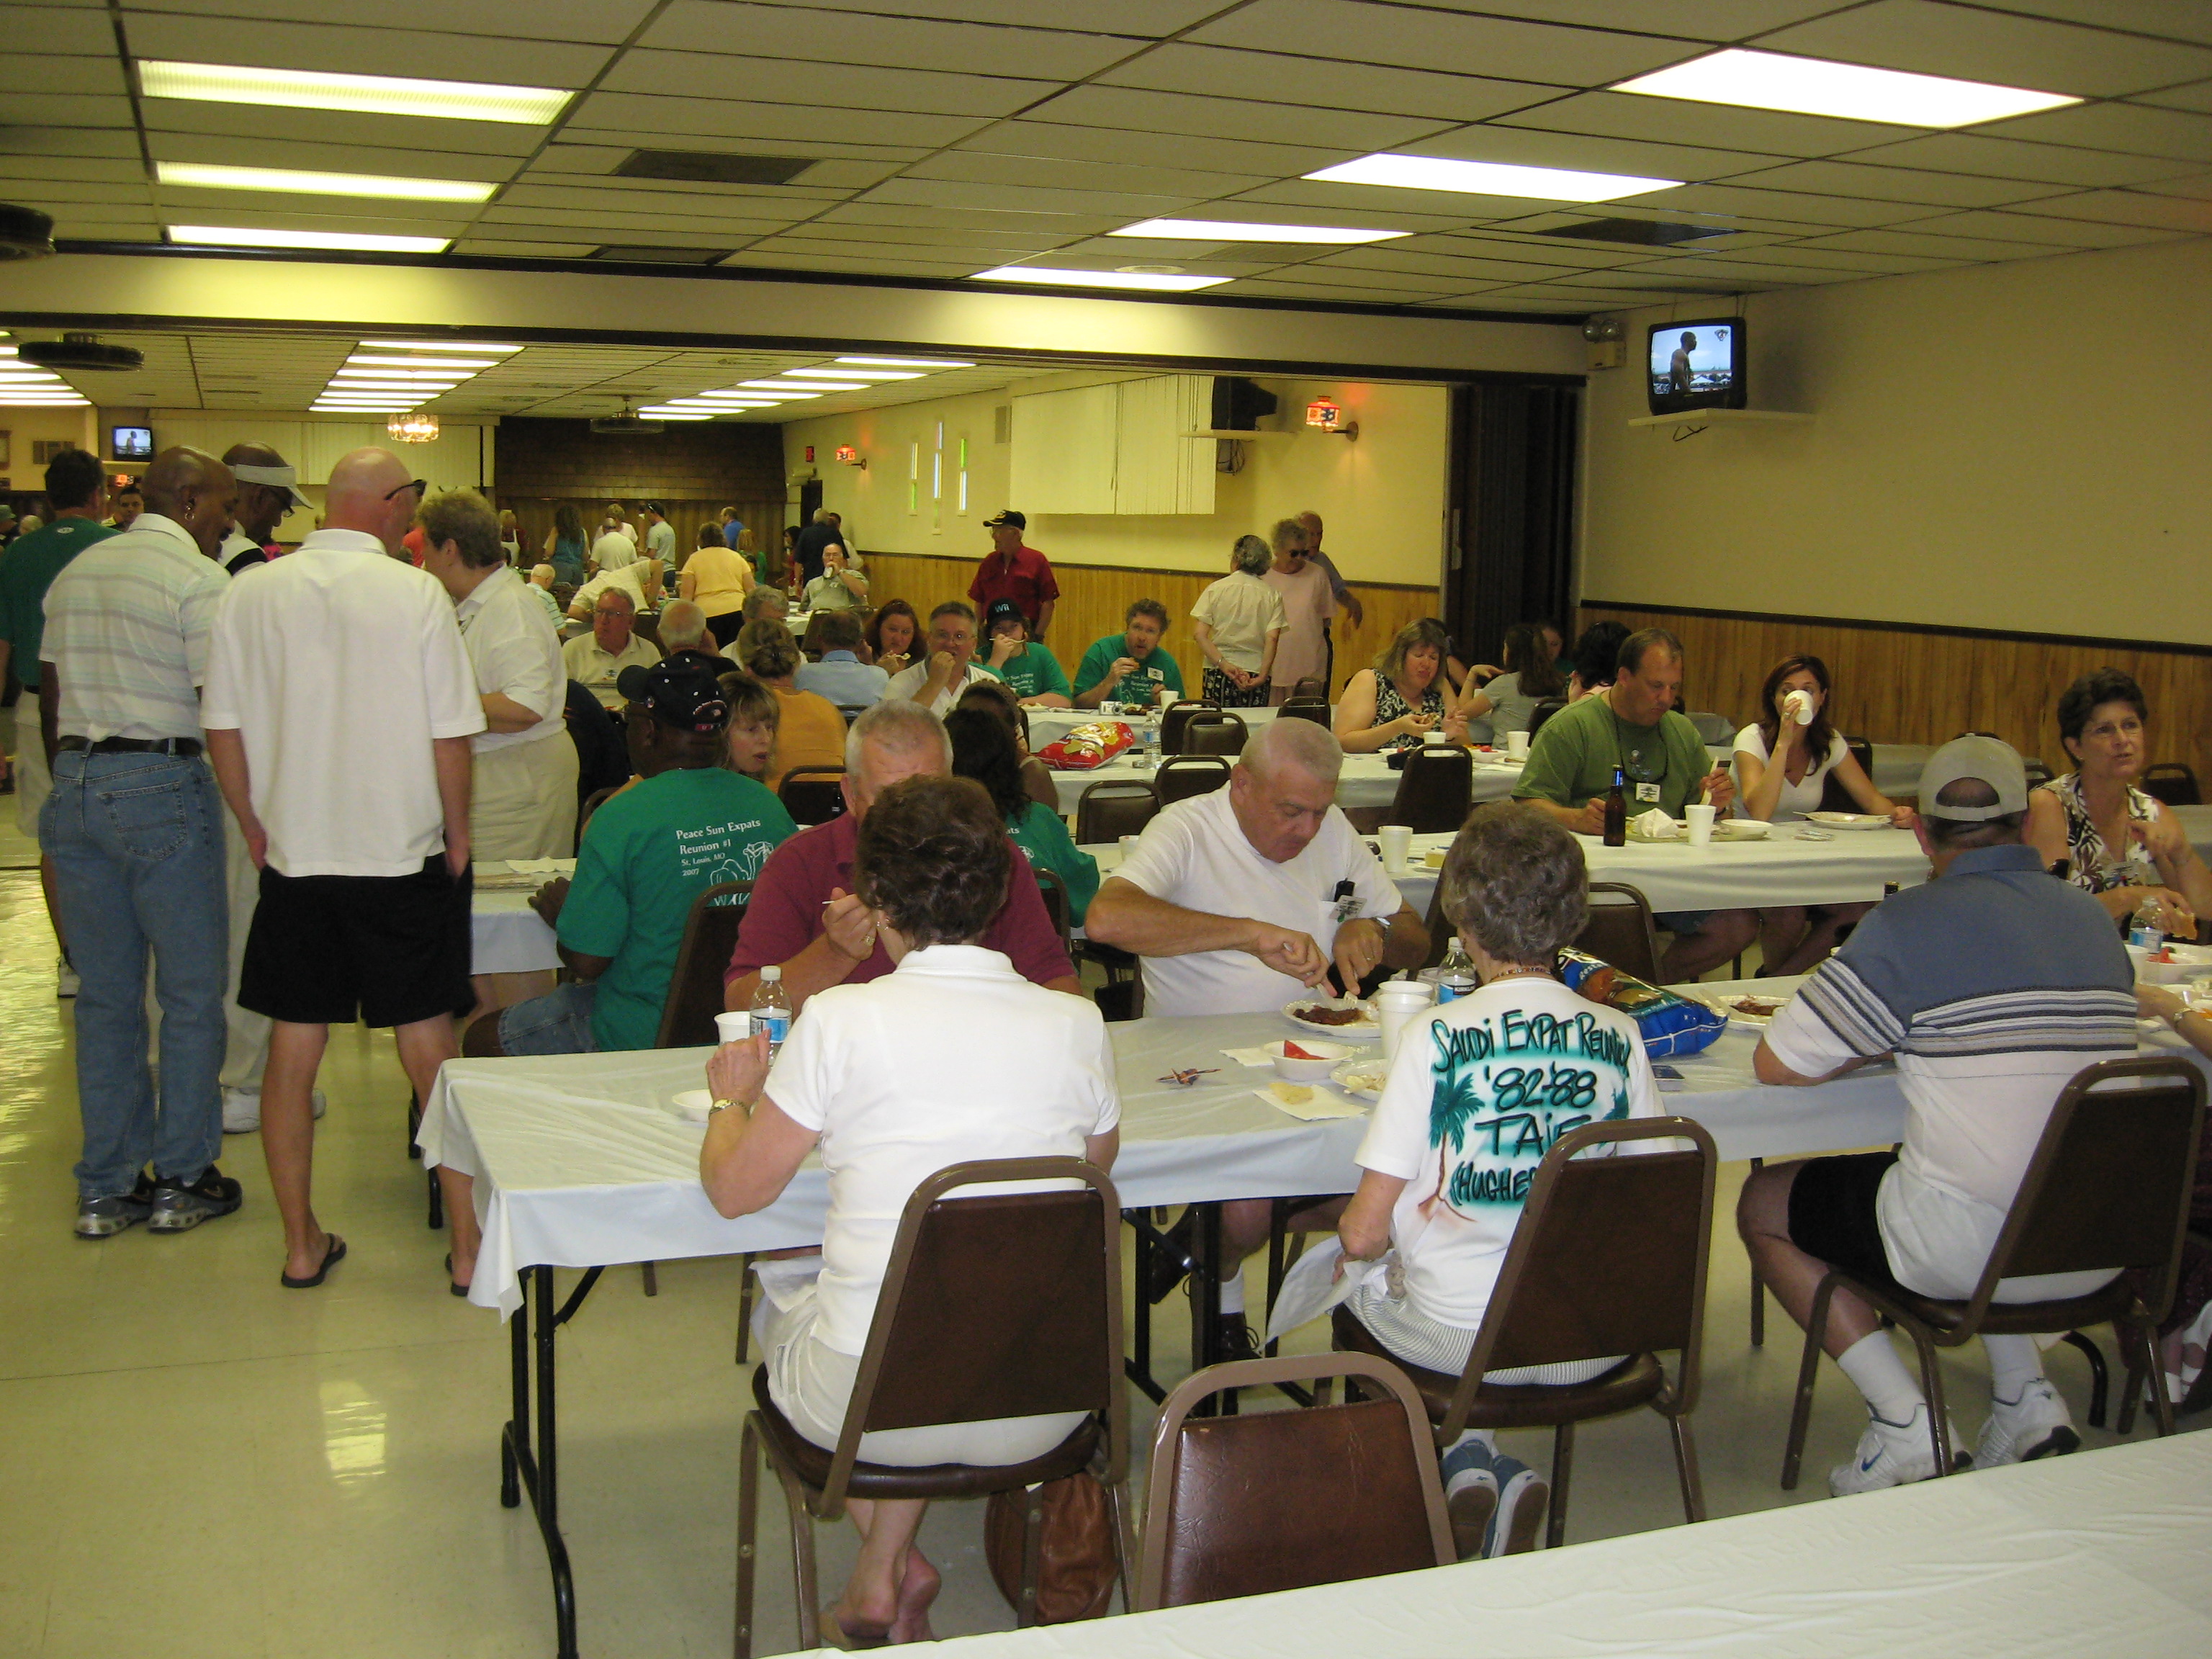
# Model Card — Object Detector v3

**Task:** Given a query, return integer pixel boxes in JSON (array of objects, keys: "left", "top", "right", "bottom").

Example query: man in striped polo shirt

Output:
[
  {"left": 1740, "top": 736, "right": 2136, "bottom": 1495},
  {"left": 39, "top": 446, "right": 243, "bottom": 1238}
]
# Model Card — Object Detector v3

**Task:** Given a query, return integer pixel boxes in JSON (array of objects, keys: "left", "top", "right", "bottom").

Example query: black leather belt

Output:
[{"left": 56, "top": 736, "right": 204, "bottom": 757}]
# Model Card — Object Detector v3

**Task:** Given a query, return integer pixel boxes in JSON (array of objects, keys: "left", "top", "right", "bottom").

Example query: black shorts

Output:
[
  {"left": 1786, "top": 1151, "right": 1899, "bottom": 1285},
  {"left": 240, "top": 855, "right": 475, "bottom": 1028}
]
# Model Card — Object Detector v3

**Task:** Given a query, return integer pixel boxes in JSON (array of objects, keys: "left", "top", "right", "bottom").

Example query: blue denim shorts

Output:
[
  {"left": 497, "top": 981, "right": 600, "bottom": 1056},
  {"left": 1657, "top": 909, "right": 1712, "bottom": 935}
]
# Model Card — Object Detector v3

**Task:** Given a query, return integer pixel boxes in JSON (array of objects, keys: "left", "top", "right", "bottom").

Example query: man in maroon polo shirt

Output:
[
  {"left": 967, "top": 510, "right": 1058, "bottom": 644},
  {"left": 724, "top": 699, "right": 1079, "bottom": 1011}
]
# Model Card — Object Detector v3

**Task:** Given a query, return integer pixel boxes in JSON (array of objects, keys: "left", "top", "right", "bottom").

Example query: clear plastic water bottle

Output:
[
  {"left": 1437, "top": 935, "right": 1478, "bottom": 1002},
  {"left": 750, "top": 965, "right": 793, "bottom": 1063},
  {"left": 2129, "top": 894, "right": 2166, "bottom": 953}
]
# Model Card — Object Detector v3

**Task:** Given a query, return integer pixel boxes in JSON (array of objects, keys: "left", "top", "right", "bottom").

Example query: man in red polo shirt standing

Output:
[{"left": 967, "top": 510, "right": 1058, "bottom": 645}]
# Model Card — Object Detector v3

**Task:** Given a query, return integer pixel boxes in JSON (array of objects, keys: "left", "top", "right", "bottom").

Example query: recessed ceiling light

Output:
[
  {"left": 0, "top": 397, "right": 88, "bottom": 406},
  {"left": 1302, "top": 155, "right": 1678, "bottom": 202},
  {"left": 155, "top": 161, "right": 497, "bottom": 202},
  {"left": 0, "top": 371, "right": 66, "bottom": 383},
  {"left": 140, "top": 60, "right": 569, "bottom": 126},
  {"left": 971, "top": 266, "right": 1233, "bottom": 292},
  {"left": 835, "top": 356, "right": 976, "bottom": 369},
  {"left": 347, "top": 354, "right": 502, "bottom": 369},
  {"left": 1612, "top": 48, "right": 2079, "bottom": 127},
  {"left": 1113, "top": 217, "right": 1408, "bottom": 244},
  {"left": 364, "top": 341, "right": 523, "bottom": 354},
  {"left": 168, "top": 225, "right": 452, "bottom": 253},
  {"left": 734, "top": 382, "right": 827, "bottom": 396},
  {"left": 782, "top": 368, "right": 923, "bottom": 381},
  {"left": 763, "top": 379, "right": 872, "bottom": 391},
  {"left": 637, "top": 410, "right": 714, "bottom": 421},
  {"left": 333, "top": 369, "right": 467, "bottom": 381}
]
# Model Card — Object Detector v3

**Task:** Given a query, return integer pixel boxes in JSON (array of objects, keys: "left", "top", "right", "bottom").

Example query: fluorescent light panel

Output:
[
  {"left": 347, "top": 354, "right": 502, "bottom": 369},
  {"left": 971, "top": 266, "right": 1231, "bottom": 292},
  {"left": 1612, "top": 49, "right": 2079, "bottom": 127},
  {"left": 168, "top": 225, "right": 451, "bottom": 253},
  {"left": 140, "top": 60, "right": 569, "bottom": 125},
  {"left": 1303, "top": 155, "right": 1678, "bottom": 202},
  {"left": 783, "top": 368, "right": 924, "bottom": 381},
  {"left": 364, "top": 341, "right": 522, "bottom": 354},
  {"left": 835, "top": 356, "right": 975, "bottom": 369},
  {"left": 155, "top": 161, "right": 496, "bottom": 202},
  {"left": 1114, "top": 217, "right": 1406, "bottom": 243}
]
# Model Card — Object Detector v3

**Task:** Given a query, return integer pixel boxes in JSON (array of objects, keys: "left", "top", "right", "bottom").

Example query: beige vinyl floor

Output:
[{"left": 0, "top": 764, "right": 2188, "bottom": 1658}]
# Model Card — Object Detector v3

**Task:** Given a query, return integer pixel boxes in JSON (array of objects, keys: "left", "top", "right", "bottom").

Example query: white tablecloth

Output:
[
  {"left": 1051, "top": 750, "right": 1524, "bottom": 816},
  {"left": 470, "top": 863, "right": 565, "bottom": 976},
  {"left": 1383, "top": 822, "right": 1933, "bottom": 917},
  {"left": 929, "top": 1432, "right": 2212, "bottom": 1659}
]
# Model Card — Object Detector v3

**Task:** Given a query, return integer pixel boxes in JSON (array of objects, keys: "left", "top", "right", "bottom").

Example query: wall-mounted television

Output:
[
  {"left": 1646, "top": 318, "right": 1746, "bottom": 415},
  {"left": 112, "top": 424, "right": 153, "bottom": 460}
]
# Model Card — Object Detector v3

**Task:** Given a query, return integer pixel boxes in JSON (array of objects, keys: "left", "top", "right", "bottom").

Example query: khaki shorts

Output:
[{"left": 12, "top": 690, "right": 50, "bottom": 837}]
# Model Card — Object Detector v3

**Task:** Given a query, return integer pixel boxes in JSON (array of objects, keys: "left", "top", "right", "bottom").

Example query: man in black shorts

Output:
[{"left": 204, "top": 447, "right": 485, "bottom": 1289}]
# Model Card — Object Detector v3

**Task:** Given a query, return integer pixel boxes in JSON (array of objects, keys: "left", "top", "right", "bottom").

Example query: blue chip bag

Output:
[{"left": 1555, "top": 948, "right": 1727, "bottom": 1058}]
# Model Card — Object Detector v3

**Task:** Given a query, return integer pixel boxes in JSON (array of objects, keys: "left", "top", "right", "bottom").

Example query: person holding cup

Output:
[{"left": 1734, "top": 655, "right": 1911, "bottom": 974}]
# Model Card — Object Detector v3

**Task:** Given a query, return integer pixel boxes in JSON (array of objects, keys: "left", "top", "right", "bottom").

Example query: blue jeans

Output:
[
  {"left": 42, "top": 751, "right": 229, "bottom": 1197},
  {"left": 497, "top": 980, "right": 599, "bottom": 1056}
]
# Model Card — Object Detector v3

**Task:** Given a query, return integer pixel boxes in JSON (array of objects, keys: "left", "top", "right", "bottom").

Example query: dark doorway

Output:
[
  {"left": 1444, "top": 382, "right": 1581, "bottom": 667},
  {"left": 799, "top": 477, "right": 823, "bottom": 529}
]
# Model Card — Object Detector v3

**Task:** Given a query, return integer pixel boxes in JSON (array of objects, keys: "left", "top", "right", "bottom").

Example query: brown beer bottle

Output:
[{"left": 1603, "top": 767, "right": 1628, "bottom": 847}]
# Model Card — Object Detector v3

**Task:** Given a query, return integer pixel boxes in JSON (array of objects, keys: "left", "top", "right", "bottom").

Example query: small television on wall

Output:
[
  {"left": 112, "top": 424, "right": 153, "bottom": 460},
  {"left": 1646, "top": 318, "right": 1746, "bottom": 415}
]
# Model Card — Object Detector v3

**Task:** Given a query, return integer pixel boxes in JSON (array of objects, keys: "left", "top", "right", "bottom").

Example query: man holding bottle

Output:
[{"left": 1513, "top": 626, "right": 1755, "bottom": 977}]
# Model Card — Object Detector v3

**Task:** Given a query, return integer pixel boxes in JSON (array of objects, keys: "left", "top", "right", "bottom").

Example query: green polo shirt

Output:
[
  {"left": 979, "top": 643, "right": 1071, "bottom": 701},
  {"left": 1071, "top": 632, "right": 1187, "bottom": 706},
  {"left": 1511, "top": 693, "right": 1712, "bottom": 818},
  {"left": 557, "top": 766, "right": 797, "bottom": 1051},
  {"left": 0, "top": 518, "right": 116, "bottom": 690}
]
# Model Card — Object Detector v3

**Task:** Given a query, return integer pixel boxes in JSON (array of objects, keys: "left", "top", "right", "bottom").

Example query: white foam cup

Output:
[
  {"left": 1377, "top": 824, "right": 1412, "bottom": 872},
  {"left": 714, "top": 1010, "right": 752, "bottom": 1045},
  {"left": 1506, "top": 729, "right": 1529, "bottom": 758},
  {"left": 1118, "top": 835, "right": 1141, "bottom": 860},
  {"left": 1375, "top": 979, "right": 1436, "bottom": 1063},
  {"left": 1685, "top": 803, "right": 1716, "bottom": 847}
]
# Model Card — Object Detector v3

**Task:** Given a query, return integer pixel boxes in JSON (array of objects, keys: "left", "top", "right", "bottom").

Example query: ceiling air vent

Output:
[
  {"left": 19, "top": 331, "right": 144, "bottom": 370},
  {"left": 588, "top": 245, "right": 734, "bottom": 266},
  {"left": 1536, "top": 218, "right": 1733, "bottom": 247},
  {"left": 616, "top": 150, "right": 817, "bottom": 186}
]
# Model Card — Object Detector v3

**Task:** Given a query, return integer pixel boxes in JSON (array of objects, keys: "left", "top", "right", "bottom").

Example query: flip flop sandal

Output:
[
  {"left": 445, "top": 1253, "right": 469, "bottom": 1298},
  {"left": 818, "top": 1605, "right": 890, "bottom": 1650},
  {"left": 280, "top": 1234, "right": 346, "bottom": 1290}
]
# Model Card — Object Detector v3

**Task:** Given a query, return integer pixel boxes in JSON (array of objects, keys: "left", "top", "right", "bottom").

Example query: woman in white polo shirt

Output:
[
  {"left": 420, "top": 490, "right": 579, "bottom": 860},
  {"left": 698, "top": 775, "right": 1120, "bottom": 1647}
]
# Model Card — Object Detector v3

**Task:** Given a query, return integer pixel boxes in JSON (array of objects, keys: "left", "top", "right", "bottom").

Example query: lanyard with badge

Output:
[{"left": 1608, "top": 706, "right": 1669, "bottom": 805}]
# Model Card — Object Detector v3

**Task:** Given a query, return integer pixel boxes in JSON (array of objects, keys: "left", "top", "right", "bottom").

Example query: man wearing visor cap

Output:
[{"left": 217, "top": 443, "right": 313, "bottom": 575}]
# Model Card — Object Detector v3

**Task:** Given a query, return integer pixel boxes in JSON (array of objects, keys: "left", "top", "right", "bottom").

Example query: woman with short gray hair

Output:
[
  {"left": 1334, "top": 801, "right": 1663, "bottom": 1559},
  {"left": 1190, "top": 533, "right": 1287, "bottom": 709}
]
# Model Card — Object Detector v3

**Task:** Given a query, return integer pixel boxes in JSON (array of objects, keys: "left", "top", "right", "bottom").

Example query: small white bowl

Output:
[
  {"left": 1272, "top": 1039, "right": 1353, "bottom": 1082},
  {"left": 1717, "top": 819, "right": 1771, "bottom": 840}
]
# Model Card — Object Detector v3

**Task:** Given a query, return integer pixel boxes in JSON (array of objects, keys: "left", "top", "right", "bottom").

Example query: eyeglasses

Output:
[{"left": 383, "top": 478, "right": 428, "bottom": 502}]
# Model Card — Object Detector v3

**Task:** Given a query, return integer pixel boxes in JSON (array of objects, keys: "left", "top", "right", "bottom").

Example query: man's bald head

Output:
[
  {"left": 140, "top": 446, "right": 238, "bottom": 559},
  {"left": 323, "top": 446, "right": 419, "bottom": 552}
]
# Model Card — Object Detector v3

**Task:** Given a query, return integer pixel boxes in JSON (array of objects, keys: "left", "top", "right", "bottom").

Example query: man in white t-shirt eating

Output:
[{"left": 1087, "top": 719, "right": 1429, "bottom": 1347}]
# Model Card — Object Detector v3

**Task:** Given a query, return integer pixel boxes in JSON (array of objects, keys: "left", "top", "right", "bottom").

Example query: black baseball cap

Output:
[
  {"left": 984, "top": 598, "right": 1028, "bottom": 632},
  {"left": 617, "top": 657, "right": 731, "bottom": 732},
  {"left": 983, "top": 509, "right": 1025, "bottom": 529}
]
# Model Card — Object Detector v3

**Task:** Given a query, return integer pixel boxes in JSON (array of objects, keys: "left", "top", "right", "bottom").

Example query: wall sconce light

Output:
[
  {"left": 1304, "top": 396, "right": 1357, "bottom": 440},
  {"left": 835, "top": 444, "right": 866, "bottom": 469}
]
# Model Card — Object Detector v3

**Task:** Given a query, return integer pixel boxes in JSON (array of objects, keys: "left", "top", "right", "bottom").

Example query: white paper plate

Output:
[
  {"left": 1330, "top": 1056, "right": 1392, "bottom": 1101},
  {"left": 1804, "top": 811, "right": 1892, "bottom": 831},
  {"left": 1697, "top": 991, "right": 1789, "bottom": 1026},
  {"left": 1282, "top": 997, "right": 1380, "bottom": 1039}
]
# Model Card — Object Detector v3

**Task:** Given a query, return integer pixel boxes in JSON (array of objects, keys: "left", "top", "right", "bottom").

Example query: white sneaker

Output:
[
  {"left": 57, "top": 956, "right": 78, "bottom": 998},
  {"left": 1828, "top": 1406, "right": 1969, "bottom": 1496},
  {"left": 220, "top": 1088, "right": 328, "bottom": 1133},
  {"left": 1977, "top": 1379, "right": 2080, "bottom": 1467},
  {"left": 1438, "top": 1436, "right": 1498, "bottom": 1561},
  {"left": 1487, "top": 1454, "right": 1550, "bottom": 1556}
]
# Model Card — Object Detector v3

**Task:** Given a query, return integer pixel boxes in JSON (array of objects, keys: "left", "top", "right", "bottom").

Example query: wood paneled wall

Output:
[
  {"left": 1583, "top": 603, "right": 2212, "bottom": 786},
  {"left": 858, "top": 549, "right": 1442, "bottom": 699}
]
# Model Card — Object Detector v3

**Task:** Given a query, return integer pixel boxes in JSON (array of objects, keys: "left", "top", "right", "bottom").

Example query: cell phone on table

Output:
[{"left": 1653, "top": 1063, "right": 1686, "bottom": 1094}]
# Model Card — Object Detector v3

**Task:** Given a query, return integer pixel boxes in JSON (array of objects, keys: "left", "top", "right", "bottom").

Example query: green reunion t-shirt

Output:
[
  {"left": 1511, "top": 693, "right": 1712, "bottom": 819},
  {"left": 979, "top": 643, "right": 1071, "bottom": 701},
  {"left": 557, "top": 766, "right": 797, "bottom": 1051},
  {"left": 1071, "top": 633, "right": 1186, "bottom": 706},
  {"left": 1009, "top": 799, "right": 1100, "bottom": 925}
]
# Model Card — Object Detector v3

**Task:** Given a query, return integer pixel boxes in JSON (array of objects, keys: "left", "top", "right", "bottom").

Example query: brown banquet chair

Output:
[
  {"left": 1074, "top": 780, "right": 1159, "bottom": 845},
  {"left": 1179, "top": 711, "right": 1248, "bottom": 757},
  {"left": 1572, "top": 881, "right": 1664, "bottom": 984},
  {"left": 1159, "top": 699, "right": 1220, "bottom": 755},
  {"left": 1154, "top": 755, "right": 1231, "bottom": 805},
  {"left": 1382, "top": 743, "right": 1472, "bottom": 835},
  {"left": 778, "top": 765, "right": 847, "bottom": 827}
]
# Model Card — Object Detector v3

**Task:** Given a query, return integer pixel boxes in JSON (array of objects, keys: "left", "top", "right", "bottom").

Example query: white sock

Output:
[
  {"left": 1984, "top": 1335, "right": 2045, "bottom": 1405},
  {"left": 1217, "top": 1274, "right": 1245, "bottom": 1315},
  {"left": 1836, "top": 1331, "right": 1924, "bottom": 1427}
]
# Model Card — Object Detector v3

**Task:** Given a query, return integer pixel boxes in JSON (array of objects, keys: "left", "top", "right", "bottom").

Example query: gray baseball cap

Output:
[{"left": 1917, "top": 734, "right": 2030, "bottom": 821}]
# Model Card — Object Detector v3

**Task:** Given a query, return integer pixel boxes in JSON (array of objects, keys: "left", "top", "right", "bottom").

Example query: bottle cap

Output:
[{"left": 762, "top": 965, "right": 782, "bottom": 982}]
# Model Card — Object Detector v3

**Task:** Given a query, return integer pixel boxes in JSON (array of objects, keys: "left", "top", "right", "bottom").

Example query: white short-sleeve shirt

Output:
[
  {"left": 1188, "top": 571, "right": 1288, "bottom": 675},
  {"left": 201, "top": 529, "right": 485, "bottom": 877},
  {"left": 454, "top": 565, "right": 565, "bottom": 751},
  {"left": 763, "top": 944, "right": 1121, "bottom": 1356},
  {"left": 1114, "top": 785, "right": 1403, "bottom": 1016},
  {"left": 40, "top": 513, "right": 228, "bottom": 742},
  {"left": 881, "top": 658, "right": 993, "bottom": 715},
  {"left": 1732, "top": 723, "right": 1848, "bottom": 820}
]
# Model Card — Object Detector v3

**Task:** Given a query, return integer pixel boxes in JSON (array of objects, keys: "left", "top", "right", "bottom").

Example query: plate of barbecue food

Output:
[{"left": 1282, "top": 996, "right": 1380, "bottom": 1039}]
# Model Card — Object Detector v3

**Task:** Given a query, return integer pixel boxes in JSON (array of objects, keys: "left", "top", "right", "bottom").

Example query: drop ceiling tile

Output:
[
  {"left": 717, "top": 251, "right": 981, "bottom": 277},
  {"left": 0, "top": 56, "right": 126, "bottom": 95},
  {"left": 1701, "top": 243, "right": 1969, "bottom": 272},
  {"left": 1981, "top": 100, "right": 2212, "bottom": 161},
  {"left": 51, "top": 219, "right": 161, "bottom": 240},
  {"left": 637, "top": 1, "right": 1141, "bottom": 81},
  {"left": 1494, "top": 90, "right": 1910, "bottom": 161},
  {"left": 1791, "top": 226, "right": 2061, "bottom": 259},
  {"left": 1420, "top": 1, "right": 1848, "bottom": 35},
  {"left": 1483, "top": 280, "right": 1707, "bottom": 303},
  {"left": 0, "top": 93, "right": 134, "bottom": 127},
  {"left": 145, "top": 102, "right": 546, "bottom": 157},
  {"left": 770, "top": 0, "right": 1223, "bottom": 29},
  {"left": 123, "top": 0, "right": 660, "bottom": 40},
  {"left": 1931, "top": 1, "right": 2212, "bottom": 50},
  {"left": 14, "top": 190, "right": 152, "bottom": 213},
  {"left": 1099, "top": 43, "right": 1555, "bottom": 124},
  {"left": 900, "top": 152, "right": 1274, "bottom": 199},
  {"left": 1226, "top": 279, "right": 1469, "bottom": 303},
  {"left": 1509, "top": 199, "right": 1884, "bottom": 237},
  {"left": 479, "top": 205, "right": 796, "bottom": 235},
  {"left": 603, "top": 50, "right": 1044, "bottom": 120},
  {"left": 146, "top": 133, "right": 522, "bottom": 184},
  {"left": 1604, "top": 253, "right": 1860, "bottom": 284},
  {"left": 1754, "top": 0, "right": 2212, "bottom": 99},
  {"left": 955, "top": 119, "right": 1354, "bottom": 179},
  {"left": 153, "top": 186, "right": 487, "bottom": 222},
  {"left": 811, "top": 201, "right": 1131, "bottom": 235},
  {"left": 0, "top": 155, "right": 145, "bottom": 184},
  {"left": 1189, "top": 1, "right": 1699, "bottom": 85},
  {"left": 567, "top": 92, "right": 990, "bottom": 150},
  {"left": 1717, "top": 158, "right": 2069, "bottom": 207},
  {"left": 2135, "top": 79, "right": 2212, "bottom": 114},
  {"left": 1399, "top": 125, "right": 1790, "bottom": 182},
  {"left": 450, "top": 239, "right": 603, "bottom": 258},
  {"left": 498, "top": 180, "right": 851, "bottom": 213},
  {"left": 1998, "top": 189, "right": 2212, "bottom": 230},
  {"left": 858, "top": 178, "right": 1196, "bottom": 220},
  {"left": 1834, "top": 132, "right": 2203, "bottom": 187},
  {"left": 2134, "top": 169, "right": 2212, "bottom": 198},
  {"left": 120, "top": 14, "right": 618, "bottom": 87},
  {"left": 8, "top": 4, "right": 117, "bottom": 52},
  {"left": 1416, "top": 230, "right": 1650, "bottom": 267},
  {"left": 536, "top": 139, "right": 927, "bottom": 171},
  {"left": 1901, "top": 206, "right": 2191, "bottom": 246},
  {"left": 1022, "top": 84, "right": 1456, "bottom": 150},
  {"left": 0, "top": 128, "right": 142, "bottom": 160},
  {"left": 1305, "top": 245, "right": 1593, "bottom": 283},
  {"left": 1226, "top": 178, "right": 1560, "bottom": 222},
  {"left": 1632, "top": 181, "right": 1933, "bottom": 226},
  {"left": 775, "top": 220, "right": 1074, "bottom": 251}
]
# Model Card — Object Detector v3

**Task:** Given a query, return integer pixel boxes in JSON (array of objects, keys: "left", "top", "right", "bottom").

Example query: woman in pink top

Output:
[{"left": 1261, "top": 516, "right": 1336, "bottom": 704}]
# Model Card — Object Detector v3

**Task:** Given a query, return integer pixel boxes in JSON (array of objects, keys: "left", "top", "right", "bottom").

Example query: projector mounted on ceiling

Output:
[
  {"left": 20, "top": 331, "right": 144, "bottom": 370},
  {"left": 591, "top": 401, "right": 663, "bottom": 436}
]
